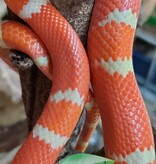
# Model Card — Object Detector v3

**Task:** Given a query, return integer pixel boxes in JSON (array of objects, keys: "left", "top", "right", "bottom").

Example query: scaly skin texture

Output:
[
  {"left": 0, "top": 21, "right": 52, "bottom": 78},
  {"left": 0, "top": 20, "right": 100, "bottom": 154},
  {"left": 1, "top": 0, "right": 98, "bottom": 157},
  {"left": 88, "top": 0, "right": 155, "bottom": 163},
  {"left": 75, "top": 90, "right": 100, "bottom": 152},
  {"left": 3, "top": 0, "right": 90, "bottom": 163}
]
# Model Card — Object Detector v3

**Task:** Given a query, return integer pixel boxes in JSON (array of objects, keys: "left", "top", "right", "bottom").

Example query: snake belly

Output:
[{"left": 87, "top": 0, "right": 155, "bottom": 163}]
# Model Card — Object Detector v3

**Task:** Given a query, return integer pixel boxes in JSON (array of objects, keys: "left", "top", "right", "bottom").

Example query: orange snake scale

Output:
[{"left": 87, "top": 0, "right": 155, "bottom": 163}]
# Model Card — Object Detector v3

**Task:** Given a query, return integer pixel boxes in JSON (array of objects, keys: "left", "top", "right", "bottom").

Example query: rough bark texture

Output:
[
  {"left": 0, "top": 121, "right": 27, "bottom": 152},
  {"left": 51, "top": 0, "right": 95, "bottom": 47},
  {"left": 6, "top": 0, "right": 94, "bottom": 160}
]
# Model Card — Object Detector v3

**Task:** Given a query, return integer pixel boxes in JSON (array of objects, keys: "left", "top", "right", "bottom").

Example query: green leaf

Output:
[{"left": 60, "top": 153, "right": 114, "bottom": 164}]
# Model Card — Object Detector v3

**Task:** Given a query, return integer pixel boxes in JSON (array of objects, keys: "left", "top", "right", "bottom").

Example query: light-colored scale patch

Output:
[
  {"left": 50, "top": 88, "right": 84, "bottom": 107},
  {"left": 33, "top": 124, "right": 68, "bottom": 149},
  {"left": 111, "top": 146, "right": 155, "bottom": 164},
  {"left": 78, "top": 138, "right": 88, "bottom": 148},
  {"left": 0, "top": 22, "right": 8, "bottom": 48},
  {"left": 85, "top": 119, "right": 97, "bottom": 129},
  {"left": 19, "top": 0, "right": 48, "bottom": 19},
  {"left": 84, "top": 99, "right": 95, "bottom": 111},
  {"left": 34, "top": 56, "right": 49, "bottom": 67},
  {"left": 99, "top": 8, "right": 137, "bottom": 29},
  {"left": 94, "top": 57, "right": 133, "bottom": 77}
]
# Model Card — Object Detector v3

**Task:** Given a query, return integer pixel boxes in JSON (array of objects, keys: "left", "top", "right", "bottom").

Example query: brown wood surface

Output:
[{"left": 0, "top": 121, "right": 27, "bottom": 152}]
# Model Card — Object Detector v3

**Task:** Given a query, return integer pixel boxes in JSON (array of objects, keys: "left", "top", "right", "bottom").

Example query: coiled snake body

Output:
[{"left": 0, "top": 0, "right": 155, "bottom": 163}]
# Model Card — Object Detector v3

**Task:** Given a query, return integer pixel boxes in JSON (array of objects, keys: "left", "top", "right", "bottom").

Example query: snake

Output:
[
  {"left": 0, "top": 0, "right": 155, "bottom": 163},
  {"left": 1, "top": 0, "right": 90, "bottom": 163},
  {"left": 0, "top": 19, "right": 99, "bottom": 153},
  {"left": 87, "top": 0, "right": 155, "bottom": 163}
]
